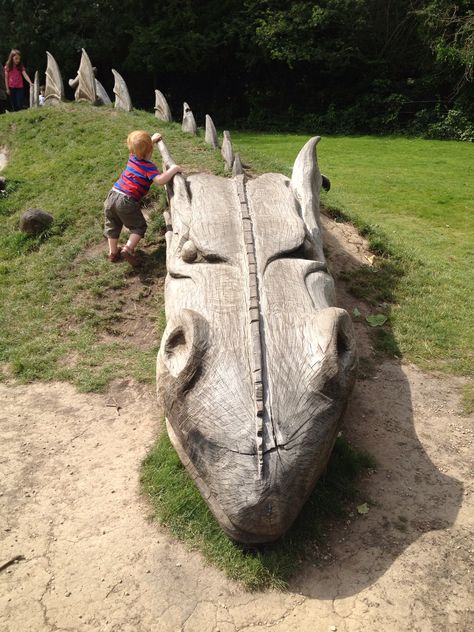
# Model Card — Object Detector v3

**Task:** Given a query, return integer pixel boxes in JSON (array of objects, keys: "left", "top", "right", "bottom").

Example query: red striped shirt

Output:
[{"left": 114, "top": 154, "right": 161, "bottom": 201}]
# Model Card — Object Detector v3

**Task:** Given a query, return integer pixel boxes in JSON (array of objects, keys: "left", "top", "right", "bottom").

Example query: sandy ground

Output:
[{"left": 1, "top": 214, "right": 473, "bottom": 632}]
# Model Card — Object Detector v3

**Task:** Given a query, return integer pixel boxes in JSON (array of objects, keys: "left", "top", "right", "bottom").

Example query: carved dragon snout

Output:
[{"left": 156, "top": 137, "right": 357, "bottom": 543}]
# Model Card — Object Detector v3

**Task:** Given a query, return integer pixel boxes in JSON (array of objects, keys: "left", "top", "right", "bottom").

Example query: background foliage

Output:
[{"left": 0, "top": 0, "right": 473, "bottom": 136}]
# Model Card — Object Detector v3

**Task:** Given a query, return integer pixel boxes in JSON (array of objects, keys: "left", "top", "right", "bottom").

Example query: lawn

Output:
[{"left": 232, "top": 132, "right": 474, "bottom": 377}]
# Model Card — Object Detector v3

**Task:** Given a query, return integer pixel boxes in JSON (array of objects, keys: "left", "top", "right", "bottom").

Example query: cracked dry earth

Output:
[{"left": 1, "top": 214, "right": 473, "bottom": 632}]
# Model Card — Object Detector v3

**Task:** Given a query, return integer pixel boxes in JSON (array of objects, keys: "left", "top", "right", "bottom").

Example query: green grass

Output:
[
  {"left": 142, "top": 432, "right": 375, "bottom": 590},
  {"left": 0, "top": 103, "right": 224, "bottom": 390},
  {"left": 232, "top": 132, "right": 474, "bottom": 377}
]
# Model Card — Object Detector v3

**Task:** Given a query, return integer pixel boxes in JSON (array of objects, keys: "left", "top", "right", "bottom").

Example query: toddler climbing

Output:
[{"left": 103, "top": 130, "right": 182, "bottom": 266}]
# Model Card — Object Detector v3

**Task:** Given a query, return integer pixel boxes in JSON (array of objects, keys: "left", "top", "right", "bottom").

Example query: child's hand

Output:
[{"left": 151, "top": 133, "right": 162, "bottom": 144}]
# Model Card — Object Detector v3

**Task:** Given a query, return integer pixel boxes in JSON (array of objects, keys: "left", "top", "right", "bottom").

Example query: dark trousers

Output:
[{"left": 9, "top": 87, "right": 25, "bottom": 111}]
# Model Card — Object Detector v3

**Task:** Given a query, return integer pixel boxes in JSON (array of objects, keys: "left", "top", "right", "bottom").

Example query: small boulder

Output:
[{"left": 20, "top": 208, "right": 54, "bottom": 235}]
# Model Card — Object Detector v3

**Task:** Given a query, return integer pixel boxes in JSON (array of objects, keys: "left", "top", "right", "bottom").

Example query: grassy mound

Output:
[{"left": 0, "top": 103, "right": 223, "bottom": 390}]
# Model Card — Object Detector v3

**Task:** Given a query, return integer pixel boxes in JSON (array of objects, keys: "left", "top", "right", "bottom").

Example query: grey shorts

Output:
[{"left": 103, "top": 189, "right": 147, "bottom": 239}]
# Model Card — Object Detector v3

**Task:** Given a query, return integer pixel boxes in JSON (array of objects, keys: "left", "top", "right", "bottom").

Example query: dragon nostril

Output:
[
  {"left": 164, "top": 327, "right": 189, "bottom": 377},
  {"left": 157, "top": 309, "right": 209, "bottom": 388}
]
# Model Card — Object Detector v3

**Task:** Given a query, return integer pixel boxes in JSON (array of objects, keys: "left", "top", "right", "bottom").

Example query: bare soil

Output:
[{"left": 1, "top": 213, "right": 473, "bottom": 632}]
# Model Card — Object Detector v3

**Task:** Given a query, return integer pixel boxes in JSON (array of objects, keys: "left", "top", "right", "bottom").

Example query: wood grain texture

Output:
[
  {"left": 154, "top": 90, "right": 172, "bottom": 122},
  {"left": 156, "top": 137, "right": 357, "bottom": 543},
  {"left": 182, "top": 102, "right": 197, "bottom": 135},
  {"left": 221, "top": 131, "right": 234, "bottom": 171},
  {"left": 205, "top": 115, "right": 219, "bottom": 148},
  {"left": 44, "top": 52, "right": 64, "bottom": 104},
  {"left": 68, "top": 49, "right": 97, "bottom": 104},
  {"left": 112, "top": 69, "right": 132, "bottom": 112},
  {"left": 95, "top": 79, "right": 111, "bottom": 105}
]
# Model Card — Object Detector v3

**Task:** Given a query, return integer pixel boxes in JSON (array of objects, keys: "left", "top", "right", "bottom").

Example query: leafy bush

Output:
[{"left": 425, "top": 108, "right": 474, "bottom": 141}]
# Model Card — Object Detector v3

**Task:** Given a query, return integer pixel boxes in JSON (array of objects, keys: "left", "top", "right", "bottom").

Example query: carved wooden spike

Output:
[
  {"left": 232, "top": 153, "right": 244, "bottom": 176},
  {"left": 30, "top": 71, "right": 39, "bottom": 108},
  {"left": 221, "top": 130, "right": 234, "bottom": 171},
  {"left": 156, "top": 136, "right": 357, "bottom": 543},
  {"left": 112, "top": 69, "right": 132, "bottom": 111},
  {"left": 182, "top": 102, "right": 197, "bottom": 135},
  {"left": 44, "top": 52, "right": 64, "bottom": 104},
  {"left": 95, "top": 79, "right": 111, "bottom": 105},
  {"left": 205, "top": 114, "right": 219, "bottom": 149},
  {"left": 157, "top": 140, "right": 191, "bottom": 236},
  {"left": 68, "top": 49, "right": 97, "bottom": 104},
  {"left": 291, "top": 136, "right": 325, "bottom": 262},
  {"left": 154, "top": 90, "right": 172, "bottom": 122}
]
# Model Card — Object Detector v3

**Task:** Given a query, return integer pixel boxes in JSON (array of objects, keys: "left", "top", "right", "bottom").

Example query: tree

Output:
[{"left": 417, "top": 0, "right": 474, "bottom": 88}]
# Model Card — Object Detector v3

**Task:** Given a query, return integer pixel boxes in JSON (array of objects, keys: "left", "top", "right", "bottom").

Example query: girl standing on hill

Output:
[{"left": 4, "top": 49, "right": 33, "bottom": 111}]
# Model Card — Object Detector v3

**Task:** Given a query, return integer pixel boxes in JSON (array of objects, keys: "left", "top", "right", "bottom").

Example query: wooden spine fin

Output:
[
  {"left": 68, "top": 48, "right": 97, "bottom": 104},
  {"left": 182, "top": 102, "right": 197, "bottom": 134},
  {"left": 205, "top": 114, "right": 219, "bottom": 148},
  {"left": 154, "top": 90, "right": 173, "bottom": 122},
  {"left": 44, "top": 52, "right": 64, "bottom": 104},
  {"left": 112, "top": 69, "right": 132, "bottom": 111},
  {"left": 30, "top": 71, "right": 39, "bottom": 108},
  {"left": 95, "top": 79, "right": 111, "bottom": 105},
  {"left": 232, "top": 153, "right": 244, "bottom": 176},
  {"left": 221, "top": 131, "right": 234, "bottom": 171}
]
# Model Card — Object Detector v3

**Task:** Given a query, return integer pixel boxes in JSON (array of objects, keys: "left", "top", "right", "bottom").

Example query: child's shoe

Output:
[
  {"left": 122, "top": 246, "right": 138, "bottom": 267},
  {"left": 109, "top": 247, "right": 122, "bottom": 263}
]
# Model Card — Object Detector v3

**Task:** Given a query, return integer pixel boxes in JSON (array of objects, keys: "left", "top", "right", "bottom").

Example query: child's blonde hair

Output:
[{"left": 127, "top": 130, "right": 153, "bottom": 159}]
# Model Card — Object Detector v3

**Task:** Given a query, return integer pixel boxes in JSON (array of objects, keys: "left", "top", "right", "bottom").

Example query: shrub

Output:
[{"left": 425, "top": 108, "right": 474, "bottom": 141}]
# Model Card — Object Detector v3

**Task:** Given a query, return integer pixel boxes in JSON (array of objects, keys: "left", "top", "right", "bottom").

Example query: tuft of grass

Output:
[
  {"left": 231, "top": 132, "right": 474, "bottom": 377},
  {"left": 142, "top": 431, "right": 375, "bottom": 590}
]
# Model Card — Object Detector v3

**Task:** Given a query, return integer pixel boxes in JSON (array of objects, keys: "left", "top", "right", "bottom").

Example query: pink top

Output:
[{"left": 5, "top": 64, "right": 24, "bottom": 89}]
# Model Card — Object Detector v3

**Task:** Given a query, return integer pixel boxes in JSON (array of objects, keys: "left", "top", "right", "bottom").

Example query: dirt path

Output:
[{"left": 1, "top": 216, "right": 473, "bottom": 631}]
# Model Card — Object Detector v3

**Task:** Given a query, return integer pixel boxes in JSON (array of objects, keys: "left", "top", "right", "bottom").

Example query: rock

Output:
[{"left": 19, "top": 209, "right": 54, "bottom": 235}]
